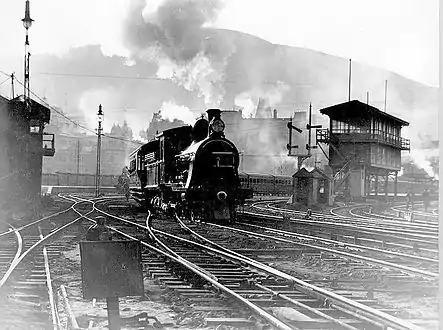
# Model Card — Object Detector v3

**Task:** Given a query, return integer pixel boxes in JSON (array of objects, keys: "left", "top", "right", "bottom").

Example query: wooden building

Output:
[
  {"left": 316, "top": 100, "right": 410, "bottom": 199},
  {"left": 292, "top": 167, "right": 332, "bottom": 206},
  {"left": 0, "top": 95, "right": 55, "bottom": 215}
]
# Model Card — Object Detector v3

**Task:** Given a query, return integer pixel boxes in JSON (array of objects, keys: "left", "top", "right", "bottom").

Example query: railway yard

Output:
[{"left": 0, "top": 193, "right": 438, "bottom": 330}]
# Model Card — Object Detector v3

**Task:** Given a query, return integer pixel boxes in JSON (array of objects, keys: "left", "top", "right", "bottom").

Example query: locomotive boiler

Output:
[{"left": 128, "top": 109, "right": 252, "bottom": 222}]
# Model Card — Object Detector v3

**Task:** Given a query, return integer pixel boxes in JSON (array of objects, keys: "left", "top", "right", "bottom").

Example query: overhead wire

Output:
[
  {"left": 0, "top": 70, "right": 143, "bottom": 145},
  {"left": 0, "top": 69, "right": 317, "bottom": 140},
  {"left": 0, "top": 76, "right": 11, "bottom": 86},
  {"left": 35, "top": 71, "right": 315, "bottom": 87}
]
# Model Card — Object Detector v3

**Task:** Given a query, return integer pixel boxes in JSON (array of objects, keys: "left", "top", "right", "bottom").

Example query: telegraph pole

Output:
[
  {"left": 95, "top": 105, "right": 104, "bottom": 197},
  {"left": 76, "top": 140, "right": 80, "bottom": 174},
  {"left": 11, "top": 73, "right": 15, "bottom": 98},
  {"left": 22, "top": 0, "right": 33, "bottom": 112},
  {"left": 306, "top": 103, "right": 322, "bottom": 156}
]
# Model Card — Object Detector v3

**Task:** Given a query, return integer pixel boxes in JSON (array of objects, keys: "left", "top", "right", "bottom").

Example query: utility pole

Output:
[
  {"left": 76, "top": 140, "right": 80, "bottom": 174},
  {"left": 95, "top": 105, "right": 104, "bottom": 197},
  {"left": 348, "top": 59, "right": 352, "bottom": 102},
  {"left": 287, "top": 104, "right": 322, "bottom": 170},
  {"left": 11, "top": 73, "right": 15, "bottom": 98},
  {"left": 22, "top": 0, "right": 33, "bottom": 113},
  {"left": 306, "top": 103, "right": 322, "bottom": 157}
]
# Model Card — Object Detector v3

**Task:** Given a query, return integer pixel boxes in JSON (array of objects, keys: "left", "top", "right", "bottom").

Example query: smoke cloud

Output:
[
  {"left": 234, "top": 81, "right": 290, "bottom": 118},
  {"left": 124, "top": 0, "right": 235, "bottom": 108},
  {"left": 407, "top": 149, "right": 438, "bottom": 179},
  {"left": 159, "top": 100, "right": 196, "bottom": 125}
]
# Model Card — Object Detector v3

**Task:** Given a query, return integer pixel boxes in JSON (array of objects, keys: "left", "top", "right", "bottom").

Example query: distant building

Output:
[
  {"left": 142, "top": 106, "right": 327, "bottom": 176},
  {"left": 145, "top": 112, "right": 187, "bottom": 141},
  {"left": 223, "top": 109, "right": 325, "bottom": 175},
  {"left": 43, "top": 122, "right": 139, "bottom": 175}
]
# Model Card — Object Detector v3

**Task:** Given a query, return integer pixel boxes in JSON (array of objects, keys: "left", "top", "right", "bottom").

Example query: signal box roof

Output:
[{"left": 320, "top": 100, "right": 409, "bottom": 126}]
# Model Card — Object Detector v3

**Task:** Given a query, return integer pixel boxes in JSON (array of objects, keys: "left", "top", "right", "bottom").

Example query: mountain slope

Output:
[{"left": 11, "top": 28, "right": 437, "bottom": 151}]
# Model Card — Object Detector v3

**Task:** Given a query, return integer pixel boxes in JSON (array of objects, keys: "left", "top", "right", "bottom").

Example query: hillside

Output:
[{"left": 17, "top": 28, "right": 437, "bottom": 154}]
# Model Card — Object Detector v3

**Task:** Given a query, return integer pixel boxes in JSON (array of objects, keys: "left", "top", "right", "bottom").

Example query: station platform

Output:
[{"left": 41, "top": 186, "right": 117, "bottom": 195}]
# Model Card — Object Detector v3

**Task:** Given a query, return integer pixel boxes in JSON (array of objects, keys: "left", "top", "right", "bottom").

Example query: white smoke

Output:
[
  {"left": 156, "top": 51, "right": 226, "bottom": 107},
  {"left": 124, "top": 0, "right": 233, "bottom": 108},
  {"left": 300, "top": 164, "right": 315, "bottom": 172},
  {"left": 234, "top": 81, "right": 290, "bottom": 118},
  {"left": 409, "top": 149, "right": 436, "bottom": 178},
  {"left": 159, "top": 101, "right": 196, "bottom": 125},
  {"left": 398, "top": 167, "right": 404, "bottom": 177},
  {"left": 234, "top": 93, "right": 255, "bottom": 118}
]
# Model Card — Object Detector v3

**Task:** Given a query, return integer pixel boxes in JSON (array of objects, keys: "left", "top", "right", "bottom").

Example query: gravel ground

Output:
[
  {"left": 197, "top": 224, "right": 439, "bottom": 323},
  {"left": 45, "top": 203, "right": 437, "bottom": 329},
  {"left": 50, "top": 230, "right": 182, "bottom": 330}
]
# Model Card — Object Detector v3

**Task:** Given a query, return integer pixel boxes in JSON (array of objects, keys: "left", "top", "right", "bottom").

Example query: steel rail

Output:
[
  {"left": 247, "top": 207, "right": 439, "bottom": 247},
  {"left": 347, "top": 206, "right": 438, "bottom": 232},
  {"left": 59, "top": 285, "right": 80, "bottom": 330},
  {"left": 169, "top": 219, "right": 421, "bottom": 329},
  {"left": 0, "top": 199, "right": 92, "bottom": 290},
  {"left": 391, "top": 205, "right": 438, "bottom": 218},
  {"left": 79, "top": 208, "right": 295, "bottom": 330},
  {"left": 209, "top": 221, "right": 438, "bottom": 278},
  {"left": 243, "top": 220, "right": 438, "bottom": 264},
  {"left": 176, "top": 216, "right": 362, "bottom": 330},
  {"left": 254, "top": 202, "right": 438, "bottom": 235},
  {"left": 251, "top": 206, "right": 438, "bottom": 255},
  {"left": 38, "top": 226, "right": 59, "bottom": 330},
  {"left": 0, "top": 194, "right": 77, "bottom": 238},
  {"left": 154, "top": 223, "right": 425, "bottom": 330},
  {"left": 262, "top": 202, "right": 439, "bottom": 237},
  {"left": 358, "top": 208, "right": 437, "bottom": 226},
  {"left": 145, "top": 211, "right": 218, "bottom": 281},
  {"left": 255, "top": 283, "right": 362, "bottom": 330},
  {"left": 0, "top": 226, "right": 23, "bottom": 288}
]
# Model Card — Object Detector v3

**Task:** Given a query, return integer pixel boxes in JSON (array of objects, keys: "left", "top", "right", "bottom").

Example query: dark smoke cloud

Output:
[{"left": 124, "top": 0, "right": 229, "bottom": 62}]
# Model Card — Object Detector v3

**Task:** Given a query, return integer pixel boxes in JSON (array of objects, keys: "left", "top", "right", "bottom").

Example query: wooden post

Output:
[
  {"left": 394, "top": 171, "right": 398, "bottom": 201},
  {"left": 106, "top": 297, "right": 121, "bottom": 330},
  {"left": 385, "top": 171, "right": 389, "bottom": 201}
]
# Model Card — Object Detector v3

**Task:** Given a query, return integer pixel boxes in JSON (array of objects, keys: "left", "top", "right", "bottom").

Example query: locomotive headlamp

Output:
[
  {"left": 217, "top": 191, "right": 227, "bottom": 201},
  {"left": 211, "top": 119, "right": 225, "bottom": 133}
]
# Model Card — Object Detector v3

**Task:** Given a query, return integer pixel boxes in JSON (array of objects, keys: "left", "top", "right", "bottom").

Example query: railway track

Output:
[
  {"left": 0, "top": 194, "right": 97, "bottom": 329},
  {"left": 333, "top": 204, "right": 438, "bottom": 227},
  {"left": 246, "top": 202, "right": 438, "bottom": 259},
  {"left": 92, "top": 198, "right": 434, "bottom": 330},
  {"left": 0, "top": 193, "right": 132, "bottom": 329}
]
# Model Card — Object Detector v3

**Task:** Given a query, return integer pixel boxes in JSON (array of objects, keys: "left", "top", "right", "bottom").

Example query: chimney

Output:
[{"left": 206, "top": 109, "right": 222, "bottom": 123}]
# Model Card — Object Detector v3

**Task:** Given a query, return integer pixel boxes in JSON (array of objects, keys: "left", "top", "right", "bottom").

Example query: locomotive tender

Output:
[{"left": 128, "top": 109, "right": 252, "bottom": 222}]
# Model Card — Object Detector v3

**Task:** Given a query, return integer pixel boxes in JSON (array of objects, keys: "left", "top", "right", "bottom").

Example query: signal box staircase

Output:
[{"left": 316, "top": 128, "right": 355, "bottom": 195}]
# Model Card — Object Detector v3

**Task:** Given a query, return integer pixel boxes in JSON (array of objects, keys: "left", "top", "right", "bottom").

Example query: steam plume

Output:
[
  {"left": 124, "top": 0, "right": 234, "bottom": 108},
  {"left": 234, "top": 81, "right": 290, "bottom": 118},
  {"left": 159, "top": 101, "right": 195, "bottom": 125}
]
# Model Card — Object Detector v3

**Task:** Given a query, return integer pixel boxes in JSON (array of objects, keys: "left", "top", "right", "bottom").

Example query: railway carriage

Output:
[{"left": 239, "top": 173, "right": 292, "bottom": 196}]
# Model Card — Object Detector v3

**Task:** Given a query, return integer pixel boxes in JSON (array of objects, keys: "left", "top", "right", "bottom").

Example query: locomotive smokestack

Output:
[{"left": 207, "top": 108, "right": 222, "bottom": 123}]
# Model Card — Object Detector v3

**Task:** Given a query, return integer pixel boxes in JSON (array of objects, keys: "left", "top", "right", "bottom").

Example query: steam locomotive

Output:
[{"left": 128, "top": 109, "right": 252, "bottom": 222}]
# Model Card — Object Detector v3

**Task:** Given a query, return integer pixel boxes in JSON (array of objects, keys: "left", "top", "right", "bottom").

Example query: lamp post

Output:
[
  {"left": 22, "top": 0, "right": 33, "bottom": 111},
  {"left": 95, "top": 105, "right": 104, "bottom": 197}
]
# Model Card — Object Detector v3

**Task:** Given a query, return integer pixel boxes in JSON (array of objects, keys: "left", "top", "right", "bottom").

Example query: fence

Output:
[{"left": 42, "top": 173, "right": 118, "bottom": 187}]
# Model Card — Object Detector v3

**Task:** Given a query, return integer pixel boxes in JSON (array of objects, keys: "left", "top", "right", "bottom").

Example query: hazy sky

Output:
[{"left": 0, "top": 0, "right": 439, "bottom": 86}]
